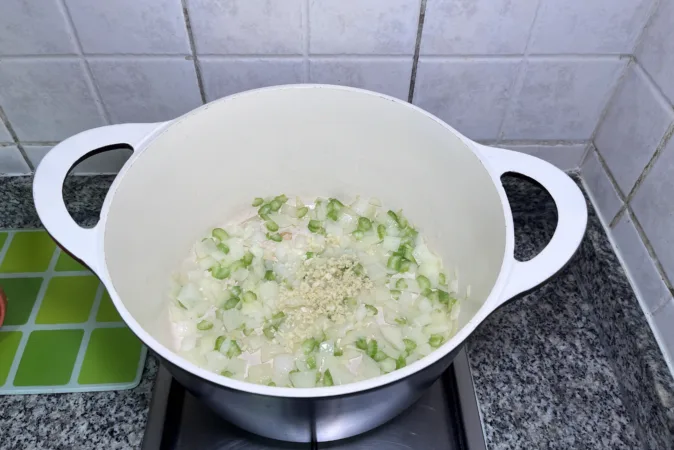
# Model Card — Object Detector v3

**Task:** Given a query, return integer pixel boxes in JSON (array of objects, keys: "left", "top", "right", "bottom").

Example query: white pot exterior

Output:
[{"left": 33, "top": 85, "right": 587, "bottom": 440}]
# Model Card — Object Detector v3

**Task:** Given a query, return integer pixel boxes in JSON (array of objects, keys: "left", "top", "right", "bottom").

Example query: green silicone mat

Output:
[{"left": 0, "top": 229, "right": 147, "bottom": 395}]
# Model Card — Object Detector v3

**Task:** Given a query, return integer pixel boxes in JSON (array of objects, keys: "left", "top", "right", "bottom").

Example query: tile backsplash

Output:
[
  {"left": 1, "top": 0, "right": 672, "bottom": 371},
  {"left": 0, "top": 0, "right": 653, "bottom": 175},
  {"left": 581, "top": 0, "right": 674, "bottom": 374}
]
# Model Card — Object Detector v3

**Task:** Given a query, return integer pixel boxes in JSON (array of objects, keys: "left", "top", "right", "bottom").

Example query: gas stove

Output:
[{"left": 141, "top": 349, "right": 486, "bottom": 450}]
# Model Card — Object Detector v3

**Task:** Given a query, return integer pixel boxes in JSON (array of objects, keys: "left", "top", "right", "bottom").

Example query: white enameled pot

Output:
[{"left": 33, "top": 85, "right": 587, "bottom": 442}]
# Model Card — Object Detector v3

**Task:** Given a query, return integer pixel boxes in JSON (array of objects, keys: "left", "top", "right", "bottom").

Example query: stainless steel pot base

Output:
[{"left": 142, "top": 349, "right": 486, "bottom": 450}]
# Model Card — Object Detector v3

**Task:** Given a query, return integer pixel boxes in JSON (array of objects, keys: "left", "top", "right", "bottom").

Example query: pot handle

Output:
[
  {"left": 476, "top": 144, "right": 587, "bottom": 301},
  {"left": 32, "top": 123, "right": 163, "bottom": 272}
]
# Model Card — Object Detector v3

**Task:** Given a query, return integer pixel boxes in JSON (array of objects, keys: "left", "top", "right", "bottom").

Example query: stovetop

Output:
[{"left": 141, "top": 349, "right": 486, "bottom": 450}]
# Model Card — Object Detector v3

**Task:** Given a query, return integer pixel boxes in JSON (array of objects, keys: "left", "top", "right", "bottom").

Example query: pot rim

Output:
[{"left": 94, "top": 84, "right": 518, "bottom": 398}]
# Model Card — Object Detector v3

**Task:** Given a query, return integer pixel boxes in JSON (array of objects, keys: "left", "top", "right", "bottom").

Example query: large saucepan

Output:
[{"left": 33, "top": 85, "right": 587, "bottom": 442}]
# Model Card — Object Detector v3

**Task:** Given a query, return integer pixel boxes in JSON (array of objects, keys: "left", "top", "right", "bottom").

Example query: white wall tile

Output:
[
  {"left": 65, "top": 0, "right": 190, "bottom": 54},
  {"left": 632, "top": 137, "right": 674, "bottom": 283},
  {"left": 636, "top": 0, "right": 674, "bottom": 106},
  {"left": 595, "top": 65, "right": 673, "bottom": 195},
  {"left": 501, "top": 143, "right": 587, "bottom": 171},
  {"left": 0, "top": 122, "right": 12, "bottom": 143},
  {"left": 652, "top": 298, "right": 674, "bottom": 372},
  {"left": 0, "top": 0, "right": 76, "bottom": 55},
  {"left": 200, "top": 59, "right": 304, "bottom": 102},
  {"left": 24, "top": 145, "right": 132, "bottom": 174},
  {"left": 529, "top": 0, "right": 655, "bottom": 54},
  {"left": 309, "top": 58, "right": 412, "bottom": 100},
  {"left": 612, "top": 213, "right": 671, "bottom": 313},
  {"left": 187, "top": 0, "right": 303, "bottom": 55},
  {"left": 581, "top": 149, "right": 623, "bottom": 224},
  {"left": 0, "top": 145, "right": 30, "bottom": 175},
  {"left": 413, "top": 58, "right": 520, "bottom": 140},
  {"left": 310, "top": 0, "right": 419, "bottom": 55},
  {"left": 89, "top": 59, "right": 202, "bottom": 124},
  {"left": 502, "top": 58, "right": 625, "bottom": 140},
  {"left": 0, "top": 60, "right": 105, "bottom": 142},
  {"left": 421, "top": 0, "right": 538, "bottom": 55}
]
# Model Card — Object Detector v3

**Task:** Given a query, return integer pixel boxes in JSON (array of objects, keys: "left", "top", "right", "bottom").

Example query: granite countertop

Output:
[{"left": 0, "top": 174, "right": 673, "bottom": 450}]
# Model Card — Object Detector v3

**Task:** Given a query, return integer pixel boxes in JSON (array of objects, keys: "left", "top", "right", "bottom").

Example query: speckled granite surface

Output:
[{"left": 0, "top": 174, "right": 672, "bottom": 450}]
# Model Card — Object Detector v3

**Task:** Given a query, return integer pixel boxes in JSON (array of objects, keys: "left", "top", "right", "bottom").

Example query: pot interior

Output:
[{"left": 103, "top": 86, "right": 507, "bottom": 359}]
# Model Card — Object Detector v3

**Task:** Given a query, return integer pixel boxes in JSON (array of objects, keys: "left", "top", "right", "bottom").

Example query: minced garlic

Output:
[{"left": 277, "top": 254, "right": 372, "bottom": 344}]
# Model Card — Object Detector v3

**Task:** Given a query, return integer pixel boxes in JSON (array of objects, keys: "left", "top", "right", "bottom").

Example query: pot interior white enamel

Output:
[
  {"left": 105, "top": 87, "right": 505, "bottom": 389},
  {"left": 33, "top": 85, "right": 587, "bottom": 407}
]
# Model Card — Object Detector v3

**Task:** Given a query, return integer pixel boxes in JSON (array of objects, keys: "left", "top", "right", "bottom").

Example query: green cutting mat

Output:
[{"left": 0, "top": 230, "right": 147, "bottom": 395}]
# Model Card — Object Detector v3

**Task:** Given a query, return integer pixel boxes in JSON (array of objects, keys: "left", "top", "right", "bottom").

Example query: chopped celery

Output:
[
  {"left": 227, "top": 340, "right": 242, "bottom": 358},
  {"left": 323, "top": 370, "right": 334, "bottom": 386},
  {"left": 387, "top": 210, "right": 399, "bottom": 225},
  {"left": 264, "top": 270, "right": 276, "bottom": 281},
  {"left": 429, "top": 334, "right": 444, "bottom": 348},
  {"left": 258, "top": 204, "right": 271, "bottom": 217},
  {"left": 387, "top": 255, "right": 402, "bottom": 271},
  {"left": 242, "top": 291, "right": 257, "bottom": 303},
  {"left": 333, "top": 347, "right": 343, "bottom": 357},
  {"left": 265, "top": 221, "right": 279, "bottom": 232},
  {"left": 353, "top": 263, "right": 365, "bottom": 276},
  {"left": 395, "top": 355, "right": 406, "bottom": 370},
  {"left": 242, "top": 251, "right": 254, "bottom": 266},
  {"left": 377, "top": 224, "right": 386, "bottom": 240},
  {"left": 367, "top": 339, "right": 378, "bottom": 359},
  {"left": 365, "top": 304, "right": 377, "bottom": 315},
  {"left": 373, "top": 350, "right": 388, "bottom": 362},
  {"left": 395, "top": 279, "right": 408, "bottom": 289},
  {"left": 214, "top": 335, "right": 226, "bottom": 351},
  {"left": 271, "top": 311, "right": 286, "bottom": 329},
  {"left": 269, "top": 199, "right": 283, "bottom": 211},
  {"left": 263, "top": 326, "right": 275, "bottom": 339},
  {"left": 439, "top": 272, "right": 447, "bottom": 286},
  {"left": 306, "top": 355, "right": 317, "bottom": 370},
  {"left": 390, "top": 289, "right": 401, "bottom": 300},
  {"left": 302, "top": 338, "right": 318, "bottom": 354},
  {"left": 355, "top": 337, "right": 368, "bottom": 351},
  {"left": 357, "top": 217, "right": 372, "bottom": 232},
  {"left": 217, "top": 243, "right": 230, "bottom": 254},
  {"left": 308, "top": 220, "right": 322, "bottom": 233},
  {"left": 209, "top": 265, "right": 230, "bottom": 280},
  {"left": 416, "top": 275, "right": 431, "bottom": 290},
  {"left": 223, "top": 297, "right": 239, "bottom": 310},
  {"left": 197, "top": 320, "right": 213, "bottom": 330},
  {"left": 352, "top": 230, "right": 364, "bottom": 240},
  {"left": 230, "top": 286, "right": 242, "bottom": 297},
  {"left": 306, "top": 251, "right": 315, "bottom": 259},
  {"left": 403, "top": 338, "right": 417, "bottom": 353},
  {"left": 221, "top": 370, "right": 233, "bottom": 377},
  {"left": 395, "top": 317, "right": 407, "bottom": 326},
  {"left": 229, "top": 260, "right": 245, "bottom": 272},
  {"left": 252, "top": 197, "right": 264, "bottom": 207},
  {"left": 275, "top": 194, "right": 288, "bottom": 204},
  {"left": 212, "top": 228, "right": 229, "bottom": 241},
  {"left": 297, "top": 206, "right": 309, "bottom": 218},
  {"left": 344, "top": 296, "right": 357, "bottom": 308},
  {"left": 267, "top": 233, "right": 282, "bottom": 242}
]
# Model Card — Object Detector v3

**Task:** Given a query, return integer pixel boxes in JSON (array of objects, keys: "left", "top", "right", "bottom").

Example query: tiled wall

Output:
[
  {"left": 0, "top": 0, "right": 654, "bottom": 175},
  {"left": 581, "top": 0, "right": 674, "bottom": 372}
]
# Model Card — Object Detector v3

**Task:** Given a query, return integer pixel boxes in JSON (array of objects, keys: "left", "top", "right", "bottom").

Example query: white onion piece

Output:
[{"left": 290, "top": 370, "right": 317, "bottom": 388}]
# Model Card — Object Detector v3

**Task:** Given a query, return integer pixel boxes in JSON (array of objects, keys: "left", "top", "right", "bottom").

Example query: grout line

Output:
[
  {"left": 307, "top": 55, "right": 412, "bottom": 62},
  {"left": 181, "top": 0, "right": 207, "bottom": 104},
  {"left": 626, "top": 208, "right": 674, "bottom": 293},
  {"left": 495, "top": 0, "right": 544, "bottom": 141},
  {"left": 587, "top": 58, "right": 632, "bottom": 146},
  {"left": 634, "top": 59, "right": 674, "bottom": 110},
  {"left": 0, "top": 232, "right": 14, "bottom": 267},
  {"left": 303, "top": 0, "right": 310, "bottom": 81},
  {"left": 577, "top": 142, "right": 594, "bottom": 170},
  {"left": 615, "top": 123, "right": 674, "bottom": 221},
  {"left": 68, "top": 282, "right": 105, "bottom": 385},
  {"left": 591, "top": 143, "right": 628, "bottom": 205},
  {"left": 630, "top": 0, "right": 661, "bottom": 56},
  {"left": 0, "top": 105, "right": 33, "bottom": 171},
  {"left": 57, "top": 0, "right": 111, "bottom": 124},
  {"left": 407, "top": 0, "right": 427, "bottom": 103},
  {"left": 4, "top": 243, "right": 60, "bottom": 387},
  {"left": 498, "top": 138, "right": 590, "bottom": 146}
]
